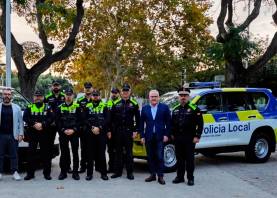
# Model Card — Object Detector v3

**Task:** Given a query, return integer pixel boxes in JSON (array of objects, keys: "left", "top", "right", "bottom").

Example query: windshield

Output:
[{"left": 160, "top": 89, "right": 211, "bottom": 109}]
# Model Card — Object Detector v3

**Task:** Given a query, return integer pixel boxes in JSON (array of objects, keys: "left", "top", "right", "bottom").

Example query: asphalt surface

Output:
[{"left": 0, "top": 152, "right": 276, "bottom": 198}]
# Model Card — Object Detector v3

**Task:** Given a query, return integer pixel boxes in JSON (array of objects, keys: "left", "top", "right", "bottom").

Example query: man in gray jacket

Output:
[{"left": 0, "top": 88, "right": 24, "bottom": 181}]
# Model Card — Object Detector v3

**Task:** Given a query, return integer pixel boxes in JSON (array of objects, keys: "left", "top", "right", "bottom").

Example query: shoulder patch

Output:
[
  {"left": 77, "top": 96, "right": 85, "bottom": 102},
  {"left": 130, "top": 98, "right": 138, "bottom": 105},
  {"left": 114, "top": 98, "right": 121, "bottom": 105},
  {"left": 45, "top": 93, "right": 53, "bottom": 99},
  {"left": 172, "top": 104, "right": 181, "bottom": 111},
  {"left": 86, "top": 102, "right": 93, "bottom": 108},
  {"left": 188, "top": 102, "right": 197, "bottom": 111}
]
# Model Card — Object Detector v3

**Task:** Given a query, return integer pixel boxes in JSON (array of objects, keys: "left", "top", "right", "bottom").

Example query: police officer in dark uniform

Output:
[
  {"left": 76, "top": 82, "right": 93, "bottom": 173},
  {"left": 171, "top": 87, "right": 204, "bottom": 186},
  {"left": 110, "top": 84, "right": 140, "bottom": 180},
  {"left": 23, "top": 90, "right": 54, "bottom": 180},
  {"left": 44, "top": 81, "right": 68, "bottom": 169},
  {"left": 106, "top": 87, "right": 120, "bottom": 173},
  {"left": 56, "top": 88, "right": 82, "bottom": 180},
  {"left": 85, "top": 90, "right": 109, "bottom": 181}
]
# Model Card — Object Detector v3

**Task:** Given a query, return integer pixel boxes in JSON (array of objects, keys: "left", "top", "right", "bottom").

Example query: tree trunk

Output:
[
  {"left": 225, "top": 58, "right": 247, "bottom": 87},
  {"left": 18, "top": 71, "right": 39, "bottom": 101}
]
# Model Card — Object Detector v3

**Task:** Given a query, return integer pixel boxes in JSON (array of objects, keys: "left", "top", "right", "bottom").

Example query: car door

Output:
[
  {"left": 195, "top": 92, "right": 230, "bottom": 148},
  {"left": 222, "top": 92, "right": 263, "bottom": 146}
]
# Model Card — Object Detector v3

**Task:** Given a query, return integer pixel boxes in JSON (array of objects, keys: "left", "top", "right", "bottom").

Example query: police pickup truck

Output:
[{"left": 133, "top": 83, "right": 277, "bottom": 171}]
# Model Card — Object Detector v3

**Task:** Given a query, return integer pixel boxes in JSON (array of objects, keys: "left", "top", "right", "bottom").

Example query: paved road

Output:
[{"left": 0, "top": 152, "right": 276, "bottom": 198}]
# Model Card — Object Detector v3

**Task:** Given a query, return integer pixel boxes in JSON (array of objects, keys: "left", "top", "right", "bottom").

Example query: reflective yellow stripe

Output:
[
  {"left": 222, "top": 88, "right": 246, "bottom": 92},
  {"left": 236, "top": 110, "right": 264, "bottom": 121},
  {"left": 191, "top": 95, "right": 200, "bottom": 104},
  {"left": 203, "top": 114, "right": 216, "bottom": 123}
]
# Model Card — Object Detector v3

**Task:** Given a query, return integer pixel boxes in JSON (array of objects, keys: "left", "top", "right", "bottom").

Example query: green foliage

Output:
[
  {"left": 11, "top": 73, "right": 72, "bottom": 95},
  {"left": 57, "top": 0, "right": 214, "bottom": 96},
  {"left": 15, "top": 0, "right": 27, "bottom": 5},
  {"left": 223, "top": 28, "right": 259, "bottom": 60}
]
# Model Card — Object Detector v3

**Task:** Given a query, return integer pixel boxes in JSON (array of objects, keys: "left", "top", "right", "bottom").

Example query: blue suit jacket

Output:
[{"left": 139, "top": 103, "right": 171, "bottom": 141}]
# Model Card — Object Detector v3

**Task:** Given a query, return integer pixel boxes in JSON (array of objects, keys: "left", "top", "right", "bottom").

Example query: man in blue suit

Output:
[{"left": 140, "top": 90, "right": 171, "bottom": 185}]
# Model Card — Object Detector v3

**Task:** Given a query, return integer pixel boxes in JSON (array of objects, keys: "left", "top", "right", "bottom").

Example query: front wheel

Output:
[
  {"left": 163, "top": 143, "right": 177, "bottom": 172},
  {"left": 245, "top": 133, "right": 271, "bottom": 163}
]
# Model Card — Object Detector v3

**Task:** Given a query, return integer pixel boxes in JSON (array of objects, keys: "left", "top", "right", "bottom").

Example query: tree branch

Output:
[
  {"left": 248, "top": 33, "right": 277, "bottom": 72},
  {"left": 216, "top": 0, "right": 228, "bottom": 42},
  {"left": 225, "top": 0, "right": 234, "bottom": 28},
  {"left": 237, "top": 0, "right": 262, "bottom": 32},
  {"left": 30, "top": 0, "right": 84, "bottom": 75},
  {"left": 0, "top": 0, "right": 27, "bottom": 74},
  {"left": 248, "top": 0, "right": 277, "bottom": 73},
  {"left": 273, "top": 0, "right": 277, "bottom": 24},
  {"left": 36, "top": 0, "right": 54, "bottom": 56}
]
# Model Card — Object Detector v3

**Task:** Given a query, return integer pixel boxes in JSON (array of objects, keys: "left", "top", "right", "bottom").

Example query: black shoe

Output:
[
  {"left": 44, "top": 175, "right": 52, "bottom": 180},
  {"left": 127, "top": 173, "right": 134, "bottom": 180},
  {"left": 101, "top": 175, "right": 109, "bottom": 180},
  {"left": 145, "top": 175, "right": 156, "bottom": 182},
  {"left": 158, "top": 177, "right": 166, "bottom": 185},
  {"left": 111, "top": 173, "right": 122, "bottom": 179},
  {"left": 24, "top": 174, "right": 35, "bottom": 180},
  {"left": 79, "top": 167, "right": 86, "bottom": 173},
  {"left": 86, "top": 175, "right": 93, "bottom": 181},
  {"left": 72, "top": 173, "right": 80, "bottom": 180},
  {"left": 67, "top": 168, "right": 73, "bottom": 174},
  {"left": 172, "top": 177, "right": 185, "bottom": 184},
  {"left": 187, "top": 179, "right": 194, "bottom": 186},
  {"left": 58, "top": 172, "right": 67, "bottom": 180}
]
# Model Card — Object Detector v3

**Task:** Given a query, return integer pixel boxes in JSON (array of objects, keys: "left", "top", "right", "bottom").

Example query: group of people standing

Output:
[{"left": 0, "top": 81, "right": 203, "bottom": 186}]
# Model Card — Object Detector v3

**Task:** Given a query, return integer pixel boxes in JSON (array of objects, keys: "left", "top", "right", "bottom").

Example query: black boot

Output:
[
  {"left": 72, "top": 172, "right": 80, "bottom": 180},
  {"left": 111, "top": 173, "right": 122, "bottom": 179},
  {"left": 187, "top": 179, "right": 194, "bottom": 186},
  {"left": 58, "top": 172, "right": 67, "bottom": 180},
  {"left": 44, "top": 174, "right": 52, "bottom": 180},
  {"left": 24, "top": 174, "right": 35, "bottom": 180},
  {"left": 127, "top": 173, "right": 134, "bottom": 180},
  {"left": 86, "top": 175, "right": 93, "bottom": 181},
  {"left": 145, "top": 175, "right": 156, "bottom": 182},
  {"left": 172, "top": 176, "right": 185, "bottom": 184},
  {"left": 101, "top": 174, "right": 109, "bottom": 180}
]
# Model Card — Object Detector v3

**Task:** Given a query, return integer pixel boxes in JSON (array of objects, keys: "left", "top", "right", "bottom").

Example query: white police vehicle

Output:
[{"left": 133, "top": 82, "right": 277, "bottom": 171}]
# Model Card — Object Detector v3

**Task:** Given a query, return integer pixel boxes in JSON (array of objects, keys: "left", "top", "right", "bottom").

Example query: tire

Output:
[
  {"left": 245, "top": 133, "right": 271, "bottom": 163},
  {"left": 163, "top": 143, "right": 177, "bottom": 172}
]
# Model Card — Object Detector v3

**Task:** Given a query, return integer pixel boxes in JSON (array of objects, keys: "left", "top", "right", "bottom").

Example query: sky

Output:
[{"left": 0, "top": 1, "right": 276, "bottom": 67}]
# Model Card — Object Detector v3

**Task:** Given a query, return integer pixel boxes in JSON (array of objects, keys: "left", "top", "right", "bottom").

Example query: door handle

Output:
[
  {"left": 248, "top": 115, "right": 257, "bottom": 119},
  {"left": 219, "top": 117, "right": 228, "bottom": 121}
]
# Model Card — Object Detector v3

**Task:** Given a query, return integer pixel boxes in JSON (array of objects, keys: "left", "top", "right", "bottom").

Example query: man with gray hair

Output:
[
  {"left": 0, "top": 88, "right": 24, "bottom": 181},
  {"left": 140, "top": 90, "right": 171, "bottom": 185}
]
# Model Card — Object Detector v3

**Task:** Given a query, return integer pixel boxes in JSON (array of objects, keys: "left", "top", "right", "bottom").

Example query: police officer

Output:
[
  {"left": 171, "top": 87, "right": 204, "bottom": 186},
  {"left": 76, "top": 82, "right": 93, "bottom": 173},
  {"left": 106, "top": 87, "right": 120, "bottom": 173},
  {"left": 44, "top": 80, "right": 68, "bottom": 170},
  {"left": 23, "top": 90, "right": 54, "bottom": 180},
  {"left": 85, "top": 90, "right": 109, "bottom": 181},
  {"left": 110, "top": 84, "right": 140, "bottom": 180},
  {"left": 56, "top": 88, "right": 82, "bottom": 180}
]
